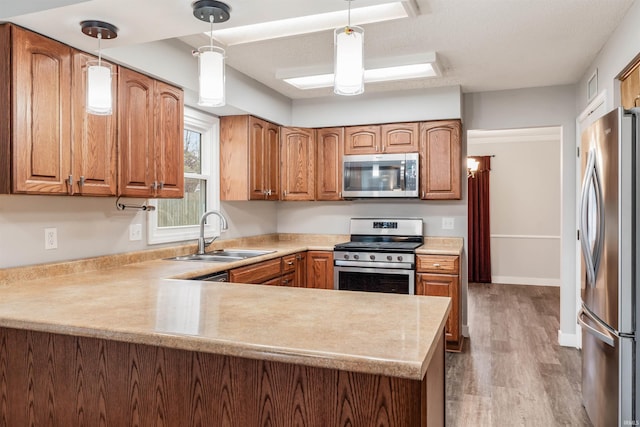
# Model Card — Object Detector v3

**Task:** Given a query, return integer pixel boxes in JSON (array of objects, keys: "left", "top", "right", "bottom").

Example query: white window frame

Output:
[{"left": 147, "top": 107, "right": 220, "bottom": 244}]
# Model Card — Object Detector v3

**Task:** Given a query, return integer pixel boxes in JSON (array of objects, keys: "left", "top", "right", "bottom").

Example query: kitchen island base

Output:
[{"left": 0, "top": 327, "right": 445, "bottom": 426}]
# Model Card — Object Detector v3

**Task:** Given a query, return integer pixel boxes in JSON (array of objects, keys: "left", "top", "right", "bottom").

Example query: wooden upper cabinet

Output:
[
  {"left": 621, "top": 63, "right": 640, "bottom": 109},
  {"left": 281, "top": 127, "right": 315, "bottom": 201},
  {"left": 419, "top": 120, "right": 462, "bottom": 200},
  {"left": 220, "top": 115, "right": 279, "bottom": 201},
  {"left": 118, "top": 68, "right": 155, "bottom": 197},
  {"left": 316, "top": 127, "right": 344, "bottom": 201},
  {"left": 154, "top": 81, "right": 184, "bottom": 198},
  {"left": 380, "top": 123, "right": 419, "bottom": 153},
  {"left": 344, "top": 125, "right": 381, "bottom": 155},
  {"left": 118, "top": 68, "right": 184, "bottom": 198},
  {"left": 71, "top": 51, "right": 117, "bottom": 196},
  {"left": 10, "top": 25, "right": 72, "bottom": 194}
]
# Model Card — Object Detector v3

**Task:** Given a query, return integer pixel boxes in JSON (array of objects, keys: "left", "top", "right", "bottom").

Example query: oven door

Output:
[{"left": 334, "top": 265, "right": 415, "bottom": 294}]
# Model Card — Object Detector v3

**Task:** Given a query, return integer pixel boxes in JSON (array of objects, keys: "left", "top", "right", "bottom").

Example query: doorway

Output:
[{"left": 467, "top": 126, "right": 563, "bottom": 286}]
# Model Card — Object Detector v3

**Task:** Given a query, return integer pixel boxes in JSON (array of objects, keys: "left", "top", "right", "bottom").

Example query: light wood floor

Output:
[{"left": 446, "top": 283, "right": 593, "bottom": 426}]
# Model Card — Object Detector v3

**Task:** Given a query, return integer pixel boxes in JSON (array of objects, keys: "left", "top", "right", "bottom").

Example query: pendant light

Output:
[
  {"left": 80, "top": 20, "right": 118, "bottom": 115},
  {"left": 334, "top": 0, "right": 364, "bottom": 96},
  {"left": 192, "top": 0, "right": 230, "bottom": 107}
]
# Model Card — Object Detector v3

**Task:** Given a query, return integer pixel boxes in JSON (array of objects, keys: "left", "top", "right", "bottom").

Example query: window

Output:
[{"left": 148, "top": 107, "right": 220, "bottom": 244}]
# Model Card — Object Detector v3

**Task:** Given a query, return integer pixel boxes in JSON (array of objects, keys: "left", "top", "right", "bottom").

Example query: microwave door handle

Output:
[
  {"left": 579, "top": 149, "right": 597, "bottom": 287},
  {"left": 400, "top": 164, "right": 405, "bottom": 190}
]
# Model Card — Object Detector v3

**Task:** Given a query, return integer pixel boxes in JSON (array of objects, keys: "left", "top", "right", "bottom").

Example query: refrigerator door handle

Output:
[
  {"left": 578, "top": 308, "right": 615, "bottom": 347},
  {"left": 579, "top": 148, "right": 605, "bottom": 287}
]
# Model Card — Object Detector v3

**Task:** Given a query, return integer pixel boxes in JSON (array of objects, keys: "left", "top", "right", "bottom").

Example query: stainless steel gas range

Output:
[{"left": 333, "top": 218, "right": 423, "bottom": 294}]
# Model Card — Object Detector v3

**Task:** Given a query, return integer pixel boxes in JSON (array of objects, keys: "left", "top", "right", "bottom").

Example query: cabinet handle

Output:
[
  {"left": 66, "top": 174, "right": 74, "bottom": 195},
  {"left": 78, "top": 176, "right": 85, "bottom": 188},
  {"left": 283, "top": 190, "right": 287, "bottom": 197},
  {"left": 433, "top": 263, "right": 441, "bottom": 268},
  {"left": 422, "top": 191, "right": 425, "bottom": 198},
  {"left": 151, "top": 181, "right": 158, "bottom": 190},
  {"left": 283, "top": 279, "right": 290, "bottom": 285},
  {"left": 158, "top": 181, "right": 164, "bottom": 189},
  {"left": 287, "top": 261, "right": 294, "bottom": 265},
  {"left": 295, "top": 254, "right": 302, "bottom": 261}
]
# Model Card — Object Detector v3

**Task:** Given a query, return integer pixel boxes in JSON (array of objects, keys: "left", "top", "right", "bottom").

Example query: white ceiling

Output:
[{"left": 1, "top": 0, "right": 635, "bottom": 100}]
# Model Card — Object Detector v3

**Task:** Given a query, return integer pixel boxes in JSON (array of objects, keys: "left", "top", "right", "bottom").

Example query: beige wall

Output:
[{"left": 468, "top": 126, "right": 562, "bottom": 286}]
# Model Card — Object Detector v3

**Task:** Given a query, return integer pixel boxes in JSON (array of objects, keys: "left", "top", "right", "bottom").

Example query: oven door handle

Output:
[{"left": 334, "top": 260, "right": 414, "bottom": 269}]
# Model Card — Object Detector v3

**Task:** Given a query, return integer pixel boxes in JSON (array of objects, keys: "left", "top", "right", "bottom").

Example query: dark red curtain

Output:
[{"left": 468, "top": 156, "right": 492, "bottom": 283}]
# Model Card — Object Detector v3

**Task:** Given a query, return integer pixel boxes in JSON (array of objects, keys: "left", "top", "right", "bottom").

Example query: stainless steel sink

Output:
[{"left": 166, "top": 249, "right": 274, "bottom": 263}]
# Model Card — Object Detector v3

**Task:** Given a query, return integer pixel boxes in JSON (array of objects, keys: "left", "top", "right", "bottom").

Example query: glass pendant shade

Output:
[
  {"left": 334, "top": 25, "right": 364, "bottom": 96},
  {"left": 86, "top": 62, "right": 112, "bottom": 115},
  {"left": 197, "top": 46, "right": 225, "bottom": 107}
]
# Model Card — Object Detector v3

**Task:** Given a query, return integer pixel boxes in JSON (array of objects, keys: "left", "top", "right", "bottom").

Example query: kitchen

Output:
[{"left": 1, "top": 0, "right": 640, "bottom": 425}]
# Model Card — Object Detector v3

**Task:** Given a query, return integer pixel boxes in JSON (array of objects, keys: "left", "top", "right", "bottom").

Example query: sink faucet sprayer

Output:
[{"left": 197, "top": 210, "right": 229, "bottom": 255}]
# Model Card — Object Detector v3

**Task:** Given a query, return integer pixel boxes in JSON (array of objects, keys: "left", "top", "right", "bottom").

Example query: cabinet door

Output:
[
  {"left": 264, "top": 122, "right": 280, "bottom": 200},
  {"left": 118, "top": 68, "right": 155, "bottom": 197},
  {"left": 416, "top": 273, "right": 459, "bottom": 343},
  {"left": 220, "top": 115, "right": 250, "bottom": 201},
  {"left": 344, "top": 125, "right": 380, "bottom": 155},
  {"left": 154, "top": 81, "right": 184, "bottom": 198},
  {"left": 12, "top": 27, "right": 71, "bottom": 194},
  {"left": 294, "top": 252, "right": 307, "bottom": 287},
  {"left": 306, "top": 251, "right": 334, "bottom": 290},
  {"left": 316, "top": 127, "right": 344, "bottom": 201},
  {"left": 281, "top": 127, "right": 315, "bottom": 201},
  {"left": 621, "top": 65, "right": 640, "bottom": 109},
  {"left": 420, "top": 120, "right": 461, "bottom": 200},
  {"left": 249, "top": 116, "right": 268, "bottom": 200},
  {"left": 381, "top": 123, "right": 419, "bottom": 153},
  {"left": 71, "top": 51, "right": 117, "bottom": 196}
]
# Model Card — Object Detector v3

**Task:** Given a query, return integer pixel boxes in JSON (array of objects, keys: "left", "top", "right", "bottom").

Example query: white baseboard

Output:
[
  {"left": 558, "top": 330, "right": 580, "bottom": 348},
  {"left": 491, "top": 276, "right": 561, "bottom": 287}
]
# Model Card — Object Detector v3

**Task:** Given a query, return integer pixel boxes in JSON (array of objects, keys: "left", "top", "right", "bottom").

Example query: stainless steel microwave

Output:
[{"left": 342, "top": 153, "right": 419, "bottom": 198}]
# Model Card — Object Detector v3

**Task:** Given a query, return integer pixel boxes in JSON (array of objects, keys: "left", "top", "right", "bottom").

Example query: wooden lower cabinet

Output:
[
  {"left": 229, "top": 252, "right": 308, "bottom": 287},
  {"left": 306, "top": 251, "right": 334, "bottom": 290},
  {"left": 416, "top": 254, "right": 463, "bottom": 351},
  {"left": 0, "top": 327, "right": 444, "bottom": 426}
]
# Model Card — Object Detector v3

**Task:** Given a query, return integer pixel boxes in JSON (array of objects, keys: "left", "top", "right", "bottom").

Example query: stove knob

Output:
[
  {"left": 370, "top": 254, "right": 375, "bottom": 260},
  {"left": 343, "top": 254, "right": 349, "bottom": 260},
  {"left": 387, "top": 255, "right": 393, "bottom": 261},
  {"left": 354, "top": 254, "right": 360, "bottom": 260},
  {"left": 397, "top": 255, "right": 403, "bottom": 262}
]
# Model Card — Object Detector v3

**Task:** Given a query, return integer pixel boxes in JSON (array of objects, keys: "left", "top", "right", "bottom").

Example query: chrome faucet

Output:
[{"left": 197, "top": 210, "right": 229, "bottom": 255}]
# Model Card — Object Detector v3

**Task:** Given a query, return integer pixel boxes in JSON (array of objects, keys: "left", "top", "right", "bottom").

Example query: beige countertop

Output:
[{"left": 0, "top": 233, "right": 457, "bottom": 380}]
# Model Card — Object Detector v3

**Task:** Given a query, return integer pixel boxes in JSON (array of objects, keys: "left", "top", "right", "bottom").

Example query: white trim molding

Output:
[
  {"left": 492, "top": 276, "right": 561, "bottom": 287},
  {"left": 491, "top": 234, "right": 561, "bottom": 240},
  {"left": 558, "top": 329, "right": 580, "bottom": 349}
]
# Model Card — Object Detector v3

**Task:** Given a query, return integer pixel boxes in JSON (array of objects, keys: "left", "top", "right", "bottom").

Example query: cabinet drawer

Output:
[
  {"left": 281, "top": 272, "right": 296, "bottom": 287},
  {"left": 229, "top": 257, "right": 282, "bottom": 284},
  {"left": 416, "top": 255, "right": 459, "bottom": 274},
  {"left": 281, "top": 254, "right": 297, "bottom": 273}
]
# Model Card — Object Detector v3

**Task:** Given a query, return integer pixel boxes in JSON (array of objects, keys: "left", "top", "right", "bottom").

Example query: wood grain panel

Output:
[
  {"left": 306, "top": 250, "right": 334, "bottom": 289},
  {"left": 249, "top": 116, "right": 267, "bottom": 200},
  {"left": 417, "top": 273, "right": 459, "bottom": 346},
  {"left": 417, "top": 254, "right": 459, "bottom": 274},
  {"left": 12, "top": 25, "right": 71, "bottom": 194},
  {"left": 71, "top": 51, "right": 117, "bottom": 196},
  {"left": 265, "top": 122, "right": 280, "bottom": 200},
  {"left": 0, "top": 25, "right": 12, "bottom": 194},
  {"left": 381, "top": 122, "right": 419, "bottom": 153},
  {"left": 620, "top": 65, "right": 640, "bottom": 109},
  {"left": 315, "top": 127, "right": 344, "bottom": 201},
  {"left": 280, "top": 127, "right": 315, "bottom": 201},
  {"left": 419, "top": 120, "right": 461, "bottom": 200},
  {"left": 229, "top": 257, "right": 282, "bottom": 284},
  {"left": 118, "top": 67, "right": 154, "bottom": 197},
  {"left": 154, "top": 81, "right": 184, "bottom": 198},
  {"left": 0, "top": 327, "right": 442, "bottom": 426},
  {"left": 344, "top": 125, "right": 380, "bottom": 155},
  {"left": 220, "top": 115, "right": 250, "bottom": 200}
]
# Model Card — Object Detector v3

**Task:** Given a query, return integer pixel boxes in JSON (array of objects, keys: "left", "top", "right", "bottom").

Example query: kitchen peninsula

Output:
[{"left": 0, "top": 239, "right": 450, "bottom": 426}]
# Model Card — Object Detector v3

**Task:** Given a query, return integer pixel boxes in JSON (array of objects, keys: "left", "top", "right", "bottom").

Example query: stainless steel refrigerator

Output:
[{"left": 578, "top": 107, "right": 638, "bottom": 427}]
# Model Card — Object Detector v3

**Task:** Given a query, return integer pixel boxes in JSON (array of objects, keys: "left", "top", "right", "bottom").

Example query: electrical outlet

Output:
[
  {"left": 129, "top": 223, "right": 142, "bottom": 241},
  {"left": 442, "top": 217, "right": 455, "bottom": 230},
  {"left": 44, "top": 228, "right": 57, "bottom": 250}
]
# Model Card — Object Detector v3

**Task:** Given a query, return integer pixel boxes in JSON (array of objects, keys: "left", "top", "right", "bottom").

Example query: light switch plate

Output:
[
  {"left": 442, "top": 217, "right": 455, "bottom": 230},
  {"left": 129, "top": 224, "right": 142, "bottom": 241}
]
